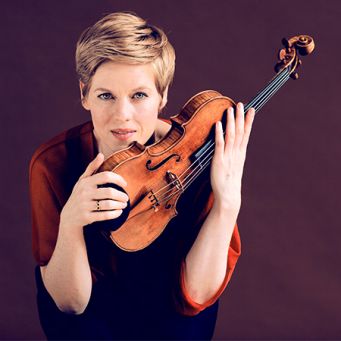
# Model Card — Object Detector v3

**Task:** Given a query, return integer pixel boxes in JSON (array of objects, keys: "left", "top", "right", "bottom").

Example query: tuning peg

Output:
[
  {"left": 282, "top": 38, "right": 292, "bottom": 48},
  {"left": 290, "top": 72, "right": 299, "bottom": 80},
  {"left": 282, "top": 38, "right": 289, "bottom": 48}
]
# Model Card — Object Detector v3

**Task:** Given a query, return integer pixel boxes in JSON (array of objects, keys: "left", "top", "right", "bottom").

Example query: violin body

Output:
[
  {"left": 92, "top": 34, "right": 315, "bottom": 252},
  {"left": 97, "top": 90, "right": 235, "bottom": 251}
]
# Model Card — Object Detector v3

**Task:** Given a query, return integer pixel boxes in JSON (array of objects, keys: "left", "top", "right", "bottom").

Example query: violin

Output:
[{"left": 90, "top": 35, "right": 315, "bottom": 252}]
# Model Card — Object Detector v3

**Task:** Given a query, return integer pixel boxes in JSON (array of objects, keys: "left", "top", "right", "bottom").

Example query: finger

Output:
[
  {"left": 91, "top": 199, "right": 127, "bottom": 212},
  {"left": 234, "top": 102, "right": 245, "bottom": 148},
  {"left": 91, "top": 171, "right": 128, "bottom": 189},
  {"left": 241, "top": 108, "right": 255, "bottom": 150},
  {"left": 225, "top": 106, "right": 235, "bottom": 154},
  {"left": 80, "top": 153, "right": 104, "bottom": 180},
  {"left": 95, "top": 187, "right": 129, "bottom": 203},
  {"left": 213, "top": 121, "right": 224, "bottom": 160},
  {"left": 89, "top": 209, "right": 123, "bottom": 223}
]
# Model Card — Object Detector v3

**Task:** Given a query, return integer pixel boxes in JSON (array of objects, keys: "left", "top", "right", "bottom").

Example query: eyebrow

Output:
[{"left": 94, "top": 86, "right": 152, "bottom": 92}]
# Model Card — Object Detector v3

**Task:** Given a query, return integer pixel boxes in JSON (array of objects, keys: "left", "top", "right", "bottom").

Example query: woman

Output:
[{"left": 29, "top": 12, "right": 255, "bottom": 340}]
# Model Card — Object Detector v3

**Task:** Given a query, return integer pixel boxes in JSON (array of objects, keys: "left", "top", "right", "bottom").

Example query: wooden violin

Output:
[{"left": 90, "top": 35, "right": 315, "bottom": 252}]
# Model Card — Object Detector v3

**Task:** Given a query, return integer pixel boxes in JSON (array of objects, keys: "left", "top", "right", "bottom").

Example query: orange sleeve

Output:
[{"left": 29, "top": 155, "right": 62, "bottom": 266}]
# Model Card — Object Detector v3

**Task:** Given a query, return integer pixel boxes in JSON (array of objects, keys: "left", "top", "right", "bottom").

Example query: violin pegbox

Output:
[{"left": 275, "top": 35, "right": 315, "bottom": 80}]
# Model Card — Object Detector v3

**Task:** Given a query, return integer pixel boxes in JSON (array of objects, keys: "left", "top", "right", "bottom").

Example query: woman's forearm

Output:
[
  {"left": 184, "top": 201, "right": 239, "bottom": 304},
  {"left": 40, "top": 223, "right": 92, "bottom": 314}
]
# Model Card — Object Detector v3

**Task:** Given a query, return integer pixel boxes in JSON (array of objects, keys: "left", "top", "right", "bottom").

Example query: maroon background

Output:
[{"left": 1, "top": 0, "right": 340, "bottom": 339}]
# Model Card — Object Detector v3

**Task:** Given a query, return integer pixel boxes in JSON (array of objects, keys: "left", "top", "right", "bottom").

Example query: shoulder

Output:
[
  {"left": 29, "top": 121, "right": 94, "bottom": 191},
  {"left": 29, "top": 121, "right": 94, "bottom": 175},
  {"left": 29, "top": 120, "right": 96, "bottom": 206}
]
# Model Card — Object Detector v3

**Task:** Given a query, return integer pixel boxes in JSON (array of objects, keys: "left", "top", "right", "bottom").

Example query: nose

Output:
[{"left": 112, "top": 97, "right": 134, "bottom": 121}]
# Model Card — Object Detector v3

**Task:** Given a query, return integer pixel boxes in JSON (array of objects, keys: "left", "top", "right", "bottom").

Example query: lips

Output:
[
  {"left": 111, "top": 129, "right": 136, "bottom": 134},
  {"left": 111, "top": 129, "right": 136, "bottom": 141}
]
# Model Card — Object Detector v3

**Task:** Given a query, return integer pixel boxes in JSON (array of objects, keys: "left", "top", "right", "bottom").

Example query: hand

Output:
[
  {"left": 60, "top": 153, "right": 129, "bottom": 230},
  {"left": 210, "top": 102, "right": 255, "bottom": 211}
]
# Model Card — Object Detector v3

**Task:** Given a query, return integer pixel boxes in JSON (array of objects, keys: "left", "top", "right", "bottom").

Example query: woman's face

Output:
[{"left": 81, "top": 61, "right": 167, "bottom": 158}]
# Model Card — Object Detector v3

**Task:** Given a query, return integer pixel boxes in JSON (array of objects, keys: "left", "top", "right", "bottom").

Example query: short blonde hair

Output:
[{"left": 75, "top": 12, "right": 175, "bottom": 97}]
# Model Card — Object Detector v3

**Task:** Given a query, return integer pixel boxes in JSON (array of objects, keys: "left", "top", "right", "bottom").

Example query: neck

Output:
[{"left": 93, "top": 129, "right": 117, "bottom": 159}]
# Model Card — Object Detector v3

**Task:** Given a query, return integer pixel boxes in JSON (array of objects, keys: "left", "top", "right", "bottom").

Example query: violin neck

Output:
[
  {"left": 244, "top": 67, "right": 290, "bottom": 113},
  {"left": 180, "top": 68, "right": 292, "bottom": 195}
]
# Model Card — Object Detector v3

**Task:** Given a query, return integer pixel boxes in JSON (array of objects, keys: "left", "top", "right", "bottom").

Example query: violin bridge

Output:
[
  {"left": 166, "top": 171, "right": 184, "bottom": 192},
  {"left": 148, "top": 190, "right": 160, "bottom": 212}
]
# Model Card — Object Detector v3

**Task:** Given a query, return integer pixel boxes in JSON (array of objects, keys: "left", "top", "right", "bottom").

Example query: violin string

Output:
[
  {"left": 245, "top": 70, "right": 285, "bottom": 112},
  {"left": 256, "top": 73, "right": 290, "bottom": 112},
  {"left": 153, "top": 137, "right": 216, "bottom": 202},
  {"left": 246, "top": 68, "right": 290, "bottom": 112},
  {"left": 150, "top": 68, "right": 291, "bottom": 208},
  {"left": 151, "top": 68, "right": 290, "bottom": 201},
  {"left": 252, "top": 70, "right": 290, "bottom": 112}
]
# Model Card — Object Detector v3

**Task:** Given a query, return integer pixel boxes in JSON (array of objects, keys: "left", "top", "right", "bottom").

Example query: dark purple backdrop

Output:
[{"left": 1, "top": 0, "right": 340, "bottom": 339}]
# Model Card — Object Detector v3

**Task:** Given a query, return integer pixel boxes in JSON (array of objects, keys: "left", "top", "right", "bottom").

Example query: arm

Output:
[
  {"left": 183, "top": 202, "right": 238, "bottom": 304},
  {"left": 40, "top": 222, "right": 92, "bottom": 315},
  {"left": 183, "top": 103, "right": 255, "bottom": 305},
  {"left": 31, "top": 153, "right": 128, "bottom": 314}
]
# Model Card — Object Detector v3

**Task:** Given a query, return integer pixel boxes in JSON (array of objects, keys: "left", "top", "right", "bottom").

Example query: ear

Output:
[
  {"left": 79, "top": 81, "right": 90, "bottom": 110},
  {"left": 159, "top": 86, "right": 169, "bottom": 110}
]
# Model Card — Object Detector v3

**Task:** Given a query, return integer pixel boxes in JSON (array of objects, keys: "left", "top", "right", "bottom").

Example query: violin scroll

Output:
[
  {"left": 282, "top": 35, "right": 315, "bottom": 55},
  {"left": 275, "top": 34, "right": 315, "bottom": 79}
]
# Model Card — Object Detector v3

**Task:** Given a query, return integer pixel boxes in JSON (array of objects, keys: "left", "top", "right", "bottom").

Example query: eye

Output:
[
  {"left": 133, "top": 92, "right": 148, "bottom": 100},
  {"left": 98, "top": 93, "right": 113, "bottom": 100}
]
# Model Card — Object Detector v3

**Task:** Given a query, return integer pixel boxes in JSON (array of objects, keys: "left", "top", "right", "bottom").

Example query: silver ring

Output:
[{"left": 96, "top": 200, "right": 100, "bottom": 211}]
